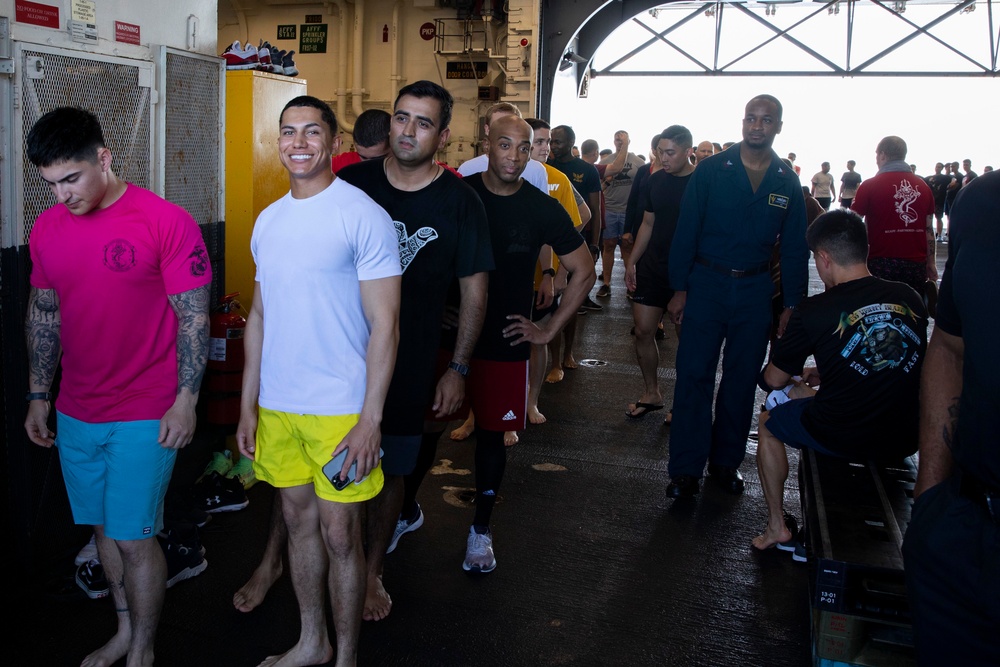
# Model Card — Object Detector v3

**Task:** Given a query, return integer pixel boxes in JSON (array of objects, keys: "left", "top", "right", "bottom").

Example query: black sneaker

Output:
[
  {"left": 194, "top": 471, "right": 249, "bottom": 513},
  {"left": 596, "top": 284, "right": 611, "bottom": 298},
  {"left": 581, "top": 296, "right": 603, "bottom": 311},
  {"left": 158, "top": 529, "right": 208, "bottom": 588},
  {"left": 75, "top": 559, "right": 109, "bottom": 599}
]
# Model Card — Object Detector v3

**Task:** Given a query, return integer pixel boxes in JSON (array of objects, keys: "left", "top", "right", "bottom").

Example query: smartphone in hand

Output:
[{"left": 322, "top": 447, "right": 383, "bottom": 491}]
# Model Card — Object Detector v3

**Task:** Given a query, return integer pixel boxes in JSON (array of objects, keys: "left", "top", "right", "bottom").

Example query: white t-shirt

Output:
[
  {"left": 457, "top": 154, "right": 549, "bottom": 193},
  {"left": 251, "top": 178, "right": 401, "bottom": 415}
]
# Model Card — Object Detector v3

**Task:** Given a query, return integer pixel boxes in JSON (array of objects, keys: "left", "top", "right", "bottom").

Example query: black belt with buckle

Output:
[
  {"left": 695, "top": 256, "right": 771, "bottom": 278},
  {"left": 958, "top": 471, "right": 999, "bottom": 524}
]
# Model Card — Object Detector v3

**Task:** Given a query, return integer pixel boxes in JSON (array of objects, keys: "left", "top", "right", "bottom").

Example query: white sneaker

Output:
[
  {"left": 74, "top": 534, "right": 98, "bottom": 567},
  {"left": 386, "top": 503, "right": 424, "bottom": 554},
  {"left": 462, "top": 527, "right": 496, "bottom": 573}
]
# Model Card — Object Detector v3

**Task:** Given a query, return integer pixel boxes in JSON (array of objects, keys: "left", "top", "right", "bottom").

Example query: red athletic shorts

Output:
[{"left": 427, "top": 350, "right": 528, "bottom": 431}]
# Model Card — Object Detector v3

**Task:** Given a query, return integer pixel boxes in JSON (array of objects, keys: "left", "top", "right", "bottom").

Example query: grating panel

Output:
[
  {"left": 20, "top": 49, "right": 151, "bottom": 242},
  {"left": 164, "top": 52, "right": 222, "bottom": 225}
]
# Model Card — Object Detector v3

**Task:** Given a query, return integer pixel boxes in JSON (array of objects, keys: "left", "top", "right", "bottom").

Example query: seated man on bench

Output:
[{"left": 752, "top": 209, "right": 928, "bottom": 551}]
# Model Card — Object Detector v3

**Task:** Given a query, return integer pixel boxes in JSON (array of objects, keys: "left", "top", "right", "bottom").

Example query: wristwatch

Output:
[
  {"left": 448, "top": 361, "right": 470, "bottom": 377},
  {"left": 26, "top": 392, "right": 52, "bottom": 401}
]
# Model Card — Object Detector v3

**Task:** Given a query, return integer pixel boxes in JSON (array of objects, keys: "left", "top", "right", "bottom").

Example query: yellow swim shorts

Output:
[{"left": 253, "top": 407, "right": 384, "bottom": 503}]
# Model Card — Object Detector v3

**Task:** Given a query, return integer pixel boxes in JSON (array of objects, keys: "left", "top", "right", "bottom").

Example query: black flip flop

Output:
[{"left": 626, "top": 402, "right": 665, "bottom": 419}]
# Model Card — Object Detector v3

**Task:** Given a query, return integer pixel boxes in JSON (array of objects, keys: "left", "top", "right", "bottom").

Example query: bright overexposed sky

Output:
[{"left": 551, "top": 2, "right": 999, "bottom": 180}]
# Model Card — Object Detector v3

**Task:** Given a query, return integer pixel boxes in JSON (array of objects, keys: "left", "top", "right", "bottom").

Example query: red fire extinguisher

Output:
[{"left": 205, "top": 292, "right": 246, "bottom": 425}]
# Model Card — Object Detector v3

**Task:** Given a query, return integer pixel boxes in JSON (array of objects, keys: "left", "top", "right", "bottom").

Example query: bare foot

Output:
[
  {"left": 545, "top": 368, "right": 564, "bottom": 384},
  {"left": 504, "top": 431, "right": 519, "bottom": 447},
  {"left": 81, "top": 630, "right": 130, "bottom": 667},
  {"left": 752, "top": 524, "right": 793, "bottom": 551},
  {"left": 234, "top": 559, "right": 283, "bottom": 612},
  {"left": 450, "top": 420, "right": 474, "bottom": 441},
  {"left": 563, "top": 356, "right": 578, "bottom": 370},
  {"left": 257, "top": 641, "right": 334, "bottom": 667},
  {"left": 527, "top": 405, "right": 546, "bottom": 424},
  {"left": 363, "top": 574, "right": 392, "bottom": 621}
]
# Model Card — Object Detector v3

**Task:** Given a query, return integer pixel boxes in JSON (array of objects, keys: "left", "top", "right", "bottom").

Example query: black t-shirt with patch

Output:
[
  {"left": 640, "top": 170, "right": 692, "bottom": 277},
  {"left": 465, "top": 173, "right": 584, "bottom": 362},
  {"left": 339, "top": 160, "right": 494, "bottom": 432},
  {"left": 548, "top": 156, "right": 601, "bottom": 199},
  {"left": 771, "top": 276, "right": 928, "bottom": 458}
]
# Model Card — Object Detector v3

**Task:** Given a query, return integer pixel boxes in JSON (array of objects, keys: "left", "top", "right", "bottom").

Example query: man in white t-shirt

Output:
[
  {"left": 237, "top": 96, "right": 401, "bottom": 667},
  {"left": 811, "top": 161, "right": 836, "bottom": 210}
]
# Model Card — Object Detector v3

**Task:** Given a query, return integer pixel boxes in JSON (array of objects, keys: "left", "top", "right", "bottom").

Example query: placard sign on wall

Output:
[
  {"left": 277, "top": 24, "right": 296, "bottom": 40},
  {"left": 300, "top": 24, "right": 327, "bottom": 53},
  {"left": 115, "top": 20, "right": 140, "bottom": 45},
  {"left": 446, "top": 61, "right": 488, "bottom": 80},
  {"left": 15, "top": 0, "right": 60, "bottom": 29},
  {"left": 305, "top": 15, "right": 322, "bottom": 24}
]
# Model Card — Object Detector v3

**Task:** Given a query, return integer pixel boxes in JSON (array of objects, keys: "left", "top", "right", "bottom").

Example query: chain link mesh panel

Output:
[
  {"left": 20, "top": 49, "right": 151, "bottom": 242},
  {"left": 164, "top": 52, "right": 221, "bottom": 225}
]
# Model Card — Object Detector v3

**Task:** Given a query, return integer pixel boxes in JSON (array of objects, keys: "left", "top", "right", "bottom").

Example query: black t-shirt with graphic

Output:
[
  {"left": 640, "top": 170, "right": 692, "bottom": 277},
  {"left": 339, "top": 159, "right": 493, "bottom": 433},
  {"left": 771, "top": 276, "right": 928, "bottom": 458},
  {"left": 465, "top": 173, "right": 584, "bottom": 362},
  {"left": 548, "top": 156, "right": 601, "bottom": 199},
  {"left": 925, "top": 173, "right": 952, "bottom": 206}
]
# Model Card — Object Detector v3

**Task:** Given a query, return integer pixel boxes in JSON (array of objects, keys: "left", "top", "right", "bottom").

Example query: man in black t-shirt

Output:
[
  {"left": 623, "top": 125, "right": 695, "bottom": 421},
  {"left": 450, "top": 115, "right": 595, "bottom": 573},
  {"left": 751, "top": 209, "right": 927, "bottom": 551},
  {"left": 904, "top": 171, "right": 1000, "bottom": 665},
  {"left": 924, "top": 161, "right": 952, "bottom": 240}
]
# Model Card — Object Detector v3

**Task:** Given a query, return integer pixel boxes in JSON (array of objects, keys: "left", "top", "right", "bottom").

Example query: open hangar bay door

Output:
[{"left": 538, "top": 0, "right": 998, "bottom": 116}]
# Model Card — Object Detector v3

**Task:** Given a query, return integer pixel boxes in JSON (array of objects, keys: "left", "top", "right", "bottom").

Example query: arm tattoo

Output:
[
  {"left": 24, "top": 287, "right": 62, "bottom": 390},
  {"left": 167, "top": 285, "right": 210, "bottom": 394}
]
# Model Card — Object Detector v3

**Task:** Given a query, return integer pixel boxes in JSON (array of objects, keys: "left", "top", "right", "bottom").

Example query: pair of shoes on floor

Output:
[
  {"left": 158, "top": 524, "right": 208, "bottom": 588},
  {"left": 463, "top": 527, "right": 497, "bottom": 573},
  {"left": 387, "top": 503, "right": 424, "bottom": 554},
  {"left": 665, "top": 474, "right": 700, "bottom": 498},
  {"left": 194, "top": 470, "right": 249, "bottom": 513},
  {"left": 198, "top": 449, "right": 257, "bottom": 489},
  {"left": 76, "top": 558, "right": 109, "bottom": 599},
  {"left": 596, "top": 284, "right": 611, "bottom": 298},
  {"left": 74, "top": 534, "right": 98, "bottom": 567},
  {"left": 227, "top": 454, "right": 258, "bottom": 490},
  {"left": 707, "top": 463, "right": 745, "bottom": 495},
  {"left": 776, "top": 512, "right": 807, "bottom": 562}
]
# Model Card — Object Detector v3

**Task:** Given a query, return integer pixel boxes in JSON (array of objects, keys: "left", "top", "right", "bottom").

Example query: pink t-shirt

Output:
[{"left": 29, "top": 184, "right": 212, "bottom": 422}]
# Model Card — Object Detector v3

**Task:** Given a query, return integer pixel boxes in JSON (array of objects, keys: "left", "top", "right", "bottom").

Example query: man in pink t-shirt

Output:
[{"left": 24, "top": 107, "right": 210, "bottom": 667}]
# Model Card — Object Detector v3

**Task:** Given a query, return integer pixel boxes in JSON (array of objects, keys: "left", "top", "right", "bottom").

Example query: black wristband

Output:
[
  {"left": 26, "top": 392, "right": 52, "bottom": 402},
  {"left": 541, "top": 268, "right": 556, "bottom": 277},
  {"left": 448, "top": 361, "right": 470, "bottom": 377}
]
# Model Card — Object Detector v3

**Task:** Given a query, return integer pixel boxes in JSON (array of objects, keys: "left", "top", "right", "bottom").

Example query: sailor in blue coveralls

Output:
[{"left": 665, "top": 95, "right": 809, "bottom": 498}]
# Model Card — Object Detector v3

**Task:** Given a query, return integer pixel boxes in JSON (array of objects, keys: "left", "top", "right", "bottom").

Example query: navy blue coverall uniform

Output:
[{"left": 667, "top": 144, "right": 808, "bottom": 479}]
